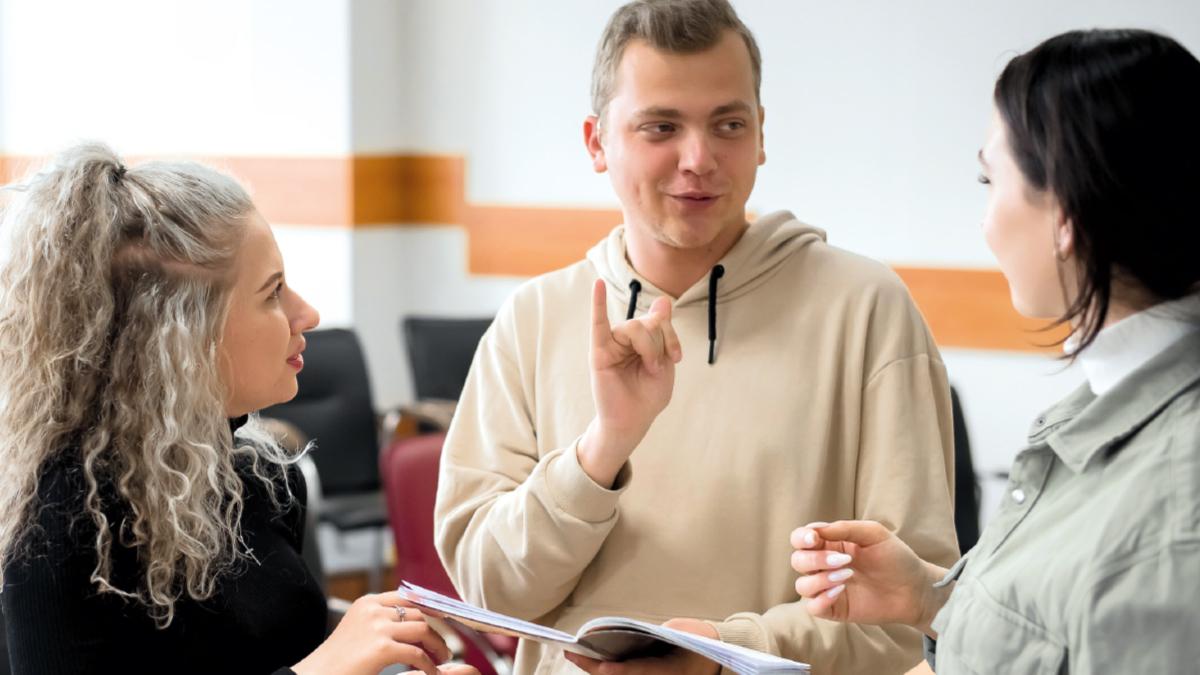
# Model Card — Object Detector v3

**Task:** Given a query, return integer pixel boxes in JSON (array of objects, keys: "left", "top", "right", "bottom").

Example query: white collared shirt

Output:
[{"left": 1069, "top": 295, "right": 1200, "bottom": 396}]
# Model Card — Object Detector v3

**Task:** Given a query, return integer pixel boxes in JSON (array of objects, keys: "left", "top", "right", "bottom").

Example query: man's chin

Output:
[{"left": 660, "top": 219, "right": 740, "bottom": 251}]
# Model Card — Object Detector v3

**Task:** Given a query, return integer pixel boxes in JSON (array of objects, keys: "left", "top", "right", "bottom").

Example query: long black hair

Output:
[{"left": 995, "top": 29, "right": 1200, "bottom": 351}]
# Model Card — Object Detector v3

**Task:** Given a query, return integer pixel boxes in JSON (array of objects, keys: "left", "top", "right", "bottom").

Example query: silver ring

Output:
[{"left": 394, "top": 605, "right": 407, "bottom": 621}]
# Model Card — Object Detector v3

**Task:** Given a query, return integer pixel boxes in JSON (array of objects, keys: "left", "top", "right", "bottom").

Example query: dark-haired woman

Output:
[{"left": 790, "top": 29, "right": 1200, "bottom": 673}]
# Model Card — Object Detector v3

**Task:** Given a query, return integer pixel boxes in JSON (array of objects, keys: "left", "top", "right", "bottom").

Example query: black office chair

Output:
[
  {"left": 0, "top": 599, "right": 10, "bottom": 675},
  {"left": 950, "top": 386, "right": 981, "bottom": 554},
  {"left": 293, "top": 453, "right": 355, "bottom": 633},
  {"left": 402, "top": 316, "right": 493, "bottom": 402},
  {"left": 260, "top": 328, "right": 390, "bottom": 591}
]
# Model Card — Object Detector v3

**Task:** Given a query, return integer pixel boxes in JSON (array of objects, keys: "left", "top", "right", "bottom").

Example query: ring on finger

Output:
[{"left": 393, "top": 605, "right": 407, "bottom": 621}]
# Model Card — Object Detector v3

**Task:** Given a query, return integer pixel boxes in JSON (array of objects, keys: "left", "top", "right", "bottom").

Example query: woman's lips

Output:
[{"left": 287, "top": 353, "right": 304, "bottom": 371}]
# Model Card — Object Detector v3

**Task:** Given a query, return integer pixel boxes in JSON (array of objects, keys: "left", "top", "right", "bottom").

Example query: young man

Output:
[{"left": 434, "top": 1, "right": 958, "bottom": 673}]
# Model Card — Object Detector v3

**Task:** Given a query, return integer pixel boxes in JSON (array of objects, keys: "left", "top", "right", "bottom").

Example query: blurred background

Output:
[{"left": 2, "top": 0, "right": 1197, "bottom": 611}]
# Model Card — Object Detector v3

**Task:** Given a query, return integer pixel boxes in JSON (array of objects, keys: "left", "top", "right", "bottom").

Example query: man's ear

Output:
[
  {"left": 757, "top": 105, "right": 766, "bottom": 166},
  {"left": 584, "top": 115, "right": 607, "bottom": 173}
]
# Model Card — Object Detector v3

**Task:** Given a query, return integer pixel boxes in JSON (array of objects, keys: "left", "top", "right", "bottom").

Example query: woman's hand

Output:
[
  {"left": 790, "top": 520, "right": 951, "bottom": 637},
  {"left": 292, "top": 591, "right": 458, "bottom": 675}
]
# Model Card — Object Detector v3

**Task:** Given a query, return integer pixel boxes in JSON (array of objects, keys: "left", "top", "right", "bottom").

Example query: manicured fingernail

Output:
[
  {"left": 826, "top": 553, "right": 852, "bottom": 567},
  {"left": 825, "top": 584, "right": 845, "bottom": 599},
  {"left": 803, "top": 531, "right": 816, "bottom": 547},
  {"left": 828, "top": 568, "right": 854, "bottom": 583}
]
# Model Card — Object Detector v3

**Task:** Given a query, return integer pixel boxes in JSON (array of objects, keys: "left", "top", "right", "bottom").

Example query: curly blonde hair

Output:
[{"left": 0, "top": 143, "right": 302, "bottom": 627}]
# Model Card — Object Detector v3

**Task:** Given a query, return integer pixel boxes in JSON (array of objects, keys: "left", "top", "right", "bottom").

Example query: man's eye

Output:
[
  {"left": 977, "top": 174, "right": 992, "bottom": 185},
  {"left": 643, "top": 123, "right": 675, "bottom": 134}
]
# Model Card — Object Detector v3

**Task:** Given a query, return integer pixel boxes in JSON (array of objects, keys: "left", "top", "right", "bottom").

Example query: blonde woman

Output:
[{"left": 0, "top": 144, "right": 477, "bottom": 675}]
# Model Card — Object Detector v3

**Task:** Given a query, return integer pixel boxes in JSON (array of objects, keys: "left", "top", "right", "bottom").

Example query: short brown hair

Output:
[{"left": 590, "top": 0, "right": 763, "bottom": 119}]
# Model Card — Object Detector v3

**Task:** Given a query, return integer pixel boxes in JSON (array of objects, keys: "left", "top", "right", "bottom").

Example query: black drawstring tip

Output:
[
  {"left": 706, "top": 264, "right": 725, "bottom": 366},
  {"left": 625, "top": 279, "right": 642, "bottom": 320}
]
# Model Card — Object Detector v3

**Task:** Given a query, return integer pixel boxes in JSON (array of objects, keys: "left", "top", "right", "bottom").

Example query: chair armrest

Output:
[
  {"left": 377, "top": 399, "right": 458, "bottom": 448},
  {"left": 398, "top": 400, "right": 458, "bottom": 432}
]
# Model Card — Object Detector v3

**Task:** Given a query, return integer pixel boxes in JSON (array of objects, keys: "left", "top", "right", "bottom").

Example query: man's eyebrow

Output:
[
  {"left": 711, "top": 100, "right": 753, "bottom": 117},
  {"left": 257, "top": 271, "right": 283, "bottom": 293},
  {"left": 631, "top": 101, "right": 754, "bottom": 120},
  {"left": 632, "top": 106, "right": 683, "bottom": 119}
]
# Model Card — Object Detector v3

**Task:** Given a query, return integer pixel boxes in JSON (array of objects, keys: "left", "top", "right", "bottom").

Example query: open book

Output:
[{"left": 397, "top": 581, "right": 810, "bottom": 675}]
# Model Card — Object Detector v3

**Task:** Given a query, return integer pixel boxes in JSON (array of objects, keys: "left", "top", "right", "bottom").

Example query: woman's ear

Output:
[{"left": 1053, "top": 207, "right": 1075, "bottom": 261}]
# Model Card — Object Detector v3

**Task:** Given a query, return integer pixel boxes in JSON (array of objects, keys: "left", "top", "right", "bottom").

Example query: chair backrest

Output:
[
  {"left": 402, "top": 317, "right": 493, "bottom": 401},
  {"left": 261, "top": 328, "right": 379, "bottom": 496},
  {"left": 0, "top": 595, "right": 9, "bottom": 675},
  {"left": 380, "top": 432, "right": 457, "bottom": 596},
  {"left": 381, "top": 432, "right": 518, "bottom": 674},
  {"left": 950, "top": 386, "right": 981, "bottom": 554},
  {"left": 296, "top": 454, "right": 327, "bottom": 591}
]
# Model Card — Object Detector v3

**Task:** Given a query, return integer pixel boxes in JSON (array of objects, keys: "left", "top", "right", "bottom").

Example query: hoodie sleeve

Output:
[
  {"left": 433, "top": 294, "right": 631, "bottom": 621},
  {"left": 710, "top": 290, "right": 959, "bottom": 674}
]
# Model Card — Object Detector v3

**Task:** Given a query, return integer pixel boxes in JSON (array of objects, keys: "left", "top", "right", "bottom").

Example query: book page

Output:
[
  {"left": 397, "top": 581, "right": 607, "bottom": 659},
  {"left": 400, "top": 581, "right": 809, "bottom": 673}
]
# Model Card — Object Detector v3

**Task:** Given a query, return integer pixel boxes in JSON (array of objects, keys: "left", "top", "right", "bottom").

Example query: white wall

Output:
[
  {"left": 351, "top": 227, "right": 523, "bottom": 410},
  {"left": 0, "top": 0, "right": 352, "bottom": 156}
]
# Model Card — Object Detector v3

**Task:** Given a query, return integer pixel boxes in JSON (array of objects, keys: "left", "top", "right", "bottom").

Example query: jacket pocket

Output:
[{"left": 932, "top": 578, "right": 1067, "bottom": 674}]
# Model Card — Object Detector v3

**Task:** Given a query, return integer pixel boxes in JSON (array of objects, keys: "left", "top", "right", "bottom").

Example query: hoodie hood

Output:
[
  {"left": 586, "top": 210, "right": 826, "bottom": 309},
  {"left": 585, "top": 210, "right": 826, "bottom": 363}
]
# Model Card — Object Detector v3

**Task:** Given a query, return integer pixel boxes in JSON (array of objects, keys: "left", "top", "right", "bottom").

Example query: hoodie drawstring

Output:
[
  {"left": 707, "top": 264, "right": 725, "bottom": 365},
  {"left": 625, "top": 279, "right": 642, "bottom": 320},
  {"left": 625, "top": 269, "right": 723, "bottom": 364}
]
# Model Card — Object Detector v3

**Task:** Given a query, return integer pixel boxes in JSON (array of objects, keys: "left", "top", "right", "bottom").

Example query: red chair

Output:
[{"left": 381, "top": 432, "right": 518, "bottom": 675}]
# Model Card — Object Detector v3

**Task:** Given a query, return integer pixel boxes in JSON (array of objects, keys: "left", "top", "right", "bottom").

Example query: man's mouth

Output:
[{"left": 672, "top": 191, "right": 717, "bottom": 200}]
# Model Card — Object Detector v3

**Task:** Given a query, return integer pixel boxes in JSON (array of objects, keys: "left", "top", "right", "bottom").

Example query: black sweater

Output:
[{"left": 2, "top": 418, "right": 326, "bottom": 674}]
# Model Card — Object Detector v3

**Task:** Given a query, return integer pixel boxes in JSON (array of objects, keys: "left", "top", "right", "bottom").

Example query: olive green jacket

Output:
[{"left": 927, "top": 333, "right": 1200, "bottom": 673}]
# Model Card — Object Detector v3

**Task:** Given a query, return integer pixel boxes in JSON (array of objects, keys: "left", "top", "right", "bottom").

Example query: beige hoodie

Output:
[{"left": 435, "top": 211, "right": 958, "bottom": 674}]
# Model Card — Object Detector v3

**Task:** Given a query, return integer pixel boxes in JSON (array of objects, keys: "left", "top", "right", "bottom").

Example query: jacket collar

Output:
[{"left": 1035, "top": 333, "right": 1200, "bottom": 473}]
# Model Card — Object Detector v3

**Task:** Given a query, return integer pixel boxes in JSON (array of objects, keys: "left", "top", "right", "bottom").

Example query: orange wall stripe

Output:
[
  {"left": 894, "top": 267, "right": 1068, "bottom": 353},
  {"left": 209, "top": 156, "right": 354, "bottom": 226},
  {"left": 2, "top": 153, "right": 465, "bottom": 227},
  {"left": 352, "top": 154, "right": 463, "bottom": 226},
  {"left": 1, "top": 154, "right": 357, "bottom": 226},
  {"left": 464, "top": 204, "right": 623, "bottom": 277},
  {"left": 2, "top": 152, "right": 1063, "bottom": 353}
]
